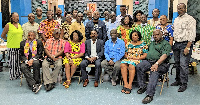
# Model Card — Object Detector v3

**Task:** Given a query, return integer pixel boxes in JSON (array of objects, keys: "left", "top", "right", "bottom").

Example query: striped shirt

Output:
[
  {"left": 44, "top": 38, "right": 65, "bottom": 58},
  {"left": 134, "top": 24, "right": 155, "bottom": 45}
]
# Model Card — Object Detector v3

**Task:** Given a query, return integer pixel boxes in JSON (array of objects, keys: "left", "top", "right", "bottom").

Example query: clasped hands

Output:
[
  {"left": 150, "top": 64, "right": 158, "bottom": 72},
  {"left": 87, "top": 57, "right": 97, "bottom": 63}
]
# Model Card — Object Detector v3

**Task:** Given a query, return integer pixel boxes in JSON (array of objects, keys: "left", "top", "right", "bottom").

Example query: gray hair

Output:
[{"left": 28, "top": 30, "right": 37, "bottom": 35}]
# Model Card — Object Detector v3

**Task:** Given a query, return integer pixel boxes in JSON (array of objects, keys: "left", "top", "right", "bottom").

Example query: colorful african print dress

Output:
[
  {"left": 117, "top": 25, "right": 133, "bottom": 45},
  {"left": 121, "top": 42, "right": 148, "bottom": 66},
  {"left": 63, "top": 41, "right": 85, "bottom": 66}
]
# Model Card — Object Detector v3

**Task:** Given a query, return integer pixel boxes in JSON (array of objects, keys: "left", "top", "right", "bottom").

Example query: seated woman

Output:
[
  {"left": 63, "top": 30, "right": 85, "bottom": 88},
  {"left": 120, "top": 30, "right": 148, "bottom": 94}
]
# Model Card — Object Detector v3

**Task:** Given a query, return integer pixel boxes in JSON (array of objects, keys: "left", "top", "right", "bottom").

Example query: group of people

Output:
[{"left": 0, "top": 2, "right": 196, "bottom": 104}]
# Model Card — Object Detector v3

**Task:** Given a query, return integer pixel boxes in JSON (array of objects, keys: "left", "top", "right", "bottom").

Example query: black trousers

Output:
[
  {"left": 80, "top": 59, "right": 102, "bottom": 81},
  {"left": 20, "top": 60, "right": 40, "bottom": 87}
]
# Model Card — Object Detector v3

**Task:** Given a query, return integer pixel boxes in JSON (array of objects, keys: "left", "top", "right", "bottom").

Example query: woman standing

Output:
[
  {"left": 1, "top": 12, "right": 23, "bottom": 80},
  {"left": 63, "top": 30, "right": 85, "bottom": 88},
  {"left": 120, "top": 30, "right": 148, "bottom": 94},
  {"left": 132, "top": 10, "right": 144, "bottom": 28},
  {"left": 117, "top": 15, "right": 133, "bottom": 45}
]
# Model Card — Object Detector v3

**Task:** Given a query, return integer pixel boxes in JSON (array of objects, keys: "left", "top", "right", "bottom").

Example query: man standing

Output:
[
  {"left": 71, "top": 9, "right": 78, "bottom": 23},
  {"left": 103, "top": 11, "right": 110, "bottom": 25},
  {"left": 134, "top": 14, "right": 155, "bottom": 45},
  {"left": 171, "top": 3, "right": 196, "bottom": 92},
  {"left": 85, "top": 11, "right": 107, "bottom": 43},
  {"left": 83, "top": 10, "right": 92, "bottom": 26},
  {"left": 80, "top": 30, "right": 104, "bottom": 87},
  {"left": 136, "top": 29, "right": 171, "bottom": 104},
  {"left": 19, "top": 31, "right": 43, "bottom": 93},
  {"left": 147, "top": 8, "right": 160, "bottom": 27},
  {"left": 116, "top": 5, "right": 131, "bottom": 24},
  {"left": 22, "top": 13, "right": 39, "bottom": 40},
  {"left": 34, "top": 7, "right": 46, "bottom": 24},
  {"left": 101, "top": 29, "right": 125, "bottom": 86},
  {"left": 70, "top": 13, "right": 86, "bottom": 42},
  {"left": 38, "top": 11, "right": 60, "bottom": 44},
  {"left": 42, "top": 29, "right": 65, "bottom": 91},
  {"left": 107, "top": 12, "right": 120, "bottom": 39},
  {"left": 54, "top": 8, "right": 66, "bottom": 25}
]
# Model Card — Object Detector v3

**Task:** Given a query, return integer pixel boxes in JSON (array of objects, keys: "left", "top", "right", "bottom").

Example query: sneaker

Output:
[
  {"left": 35, "top": 84, "right": 42, "bottom": 94},
  {"left": 111, "top": 79, "right": 116, "bottom": 86}
]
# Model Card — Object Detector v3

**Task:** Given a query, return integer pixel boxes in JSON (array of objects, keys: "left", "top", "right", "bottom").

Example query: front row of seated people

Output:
[{"left": 20, "top": 28, "right": 170, "bottom": 104}]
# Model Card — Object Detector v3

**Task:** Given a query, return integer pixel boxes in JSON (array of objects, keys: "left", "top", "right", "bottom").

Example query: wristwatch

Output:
[{"left": 155, "top": 62, "right": 159, "bottom": 65}]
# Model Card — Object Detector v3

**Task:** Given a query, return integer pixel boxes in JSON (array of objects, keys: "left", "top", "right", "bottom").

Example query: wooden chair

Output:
[{"left": 145, "top": 71, "right": 169, "bottom": 95}]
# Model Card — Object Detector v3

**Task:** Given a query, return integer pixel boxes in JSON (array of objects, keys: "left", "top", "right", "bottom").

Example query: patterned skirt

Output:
[
  {"left": 63, "top": 53, "right": 82, "bottom": 66},
  {"left": 121, "top": 59, "right": 141, "bottom": 67}
]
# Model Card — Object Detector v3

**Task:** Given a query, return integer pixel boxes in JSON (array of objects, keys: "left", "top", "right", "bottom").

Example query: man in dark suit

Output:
[
  {"left": 85, "top": 11, "right": 107, "bottom": 43},
  {"left": 19, "top": 31, "right": 43, "bottom": 94},
  {"left": 80, "top": 30, "right": 104, "bottom": 87}
]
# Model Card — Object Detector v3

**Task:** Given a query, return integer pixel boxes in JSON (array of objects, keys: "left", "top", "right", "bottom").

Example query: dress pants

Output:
[
  {"left": 42, "top": 58, "right": 62, "bottom": 85},
  {"left": 80, "top": 59, "right": 102, "bottom": 81},
  {"left": 20, "top": 60, "right": 40, "bottom": 87},
  {"left": 101, "top": 60, "right": 121, "bottom": 81},
  {"left": 173, "top": 42, "right": 192, "bottom": 84},
  {"left": 136, "top": 60, "right": 169, "bottom": 96}
]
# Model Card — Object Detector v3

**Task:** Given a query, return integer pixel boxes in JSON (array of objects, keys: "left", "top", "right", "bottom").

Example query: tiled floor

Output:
[{"left": 1, "top": 61, "right": 200, "bottom": 105}]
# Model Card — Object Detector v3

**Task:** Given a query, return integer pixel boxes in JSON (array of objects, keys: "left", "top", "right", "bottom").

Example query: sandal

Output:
[
  {"left": 121, "top": 87, "right": 127, "bottom": 93},
  {"left": 64, "top": 80, "right": 71, "bottom": 88},
  {"left": 125, "top": 88, "right": 131, "bottom": 94}
]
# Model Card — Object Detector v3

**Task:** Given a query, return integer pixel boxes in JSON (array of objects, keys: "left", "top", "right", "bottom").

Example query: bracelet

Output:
[{"left": 186, "top": 47, "right": 190, "bottom": 50}]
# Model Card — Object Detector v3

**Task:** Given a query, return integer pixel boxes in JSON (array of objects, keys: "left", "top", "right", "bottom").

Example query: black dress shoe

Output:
[
  {"left": 178, "top": 85, "right": 187, "bottom": 92},
  {"left": 170, "top": 81, "right": 181, "bottom": 86},
  {"left": 137, "top": 86, "right": 147, "bottom": 94},
  {"left": 142, "top": 95, "right": 153, "bottom": 104}
]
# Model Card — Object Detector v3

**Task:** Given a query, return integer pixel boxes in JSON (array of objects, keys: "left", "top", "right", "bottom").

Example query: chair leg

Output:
[
  {"left": 78, "top": 77, "right": 80, "bottom": 84},
  {"left": 160, "top": 74, "right": 167, "bottom": 95},
  {"left": 20, "top": 74, "right": 23, "bottom": 87}
]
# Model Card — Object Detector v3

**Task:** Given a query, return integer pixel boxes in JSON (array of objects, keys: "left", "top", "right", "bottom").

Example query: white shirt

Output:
[
  {"left": 116, "top": 14, "right": 132, "bottom": 24},
  {"left": 85, "top": 39, "right": 98, "bottom": 59},
  {"left": 173, "top": 13, "right": 196, "bottom": 42}
]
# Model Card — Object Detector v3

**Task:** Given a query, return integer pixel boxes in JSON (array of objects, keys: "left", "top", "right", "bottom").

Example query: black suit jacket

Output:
[
  {"left": 85, "top": 20, "right": 107, "bottom": 43},
  {"left": 19, "top": 39, "right": 43, "bottom": 62},
  {"left": 84, "top": 39, "right": 104, "bottom": 60}
]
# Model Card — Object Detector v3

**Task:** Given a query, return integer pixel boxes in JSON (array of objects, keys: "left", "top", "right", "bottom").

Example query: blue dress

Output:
[
  {"left": 121, "top": 42, "right": 148, "bottom": 66},
  {"left": 156, "top": 24, "right": 174, "bottom": 42}
]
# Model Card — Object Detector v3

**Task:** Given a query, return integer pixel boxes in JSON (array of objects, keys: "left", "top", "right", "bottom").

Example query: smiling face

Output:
[
  {"left": 90, "top": 30, "right": 98, "bottom": 41},
  {"left": 136, "top": 13, "right": 142, "bottom": 21},
  {"left": 120, "top": 7, "right": 126, "bottom": 15},
  {"left": 124, "top": 16, "right": 130, "bottom": 25},
  {"left": 53, "top": 29, "right": 60, "bottom": 40},
  {"left": 46, "top": 11, "right": 53, "bottom": 20},
  {"left": 104, "top": 11, "right": 110, "bottom": 20},
  {"left": 160, "top": 15, "right": 168, "bottom": 25},
  {"left": 93, "top": 11, "right": 100, "bottom": 20},
  {"left": 28, "top": 13, "right": 35, "bottom": 23},
  {"left": 11, "top": 13, "right": 19, "bottom": 23},
  {"left": 131, "top": 32, "right": 139, "bottom": 42},
  {"left": 66, "top": 14, "right": 72, "bottom": 23},
  {"left": 36, "top": 8, "right": 42, "bottom": 16},
  {"left": 110, "top": 29, "right": 118, "bottom": 39},
  {"left": 141, "top": 14, "right": 147, "bottom": 24},
  {"left": 72, "top": 32, "right": 79, "bottom": 42},
  {"left": 56, "top": 8, "right": 62, "bottom": 15}
]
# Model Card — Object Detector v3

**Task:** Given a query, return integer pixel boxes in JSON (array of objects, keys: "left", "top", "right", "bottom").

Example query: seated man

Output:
[
  {"left": 80, "top": 30, "right": 104, "bottom": 87},
  {"left": 19, "top": 31, "right": 43, "bottom": 93},
  {"left": 136, "top": 29, "right": 171, "bottom": 104},
  {"left": 101, "top": 29, "right": 125, "bottom": 86},
  {"left": 42, "top": 29, "right": 65, "bottom": 91}
]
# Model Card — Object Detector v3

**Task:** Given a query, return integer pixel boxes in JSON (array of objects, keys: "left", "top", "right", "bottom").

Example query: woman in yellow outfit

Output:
[{"left": 63, "top": 30, "right": 85, "bottom": 88}]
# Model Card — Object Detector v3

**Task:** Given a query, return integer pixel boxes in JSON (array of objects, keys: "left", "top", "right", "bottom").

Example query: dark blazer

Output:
[
  {"left": 19, "top": 39, "right": 43, "bottom": 62},
  {"left": 84, "top": 39, "right": 104, "bottom": 60},
  {"left": 85, "top": 20, "right": 107, "bottom": 43}
]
